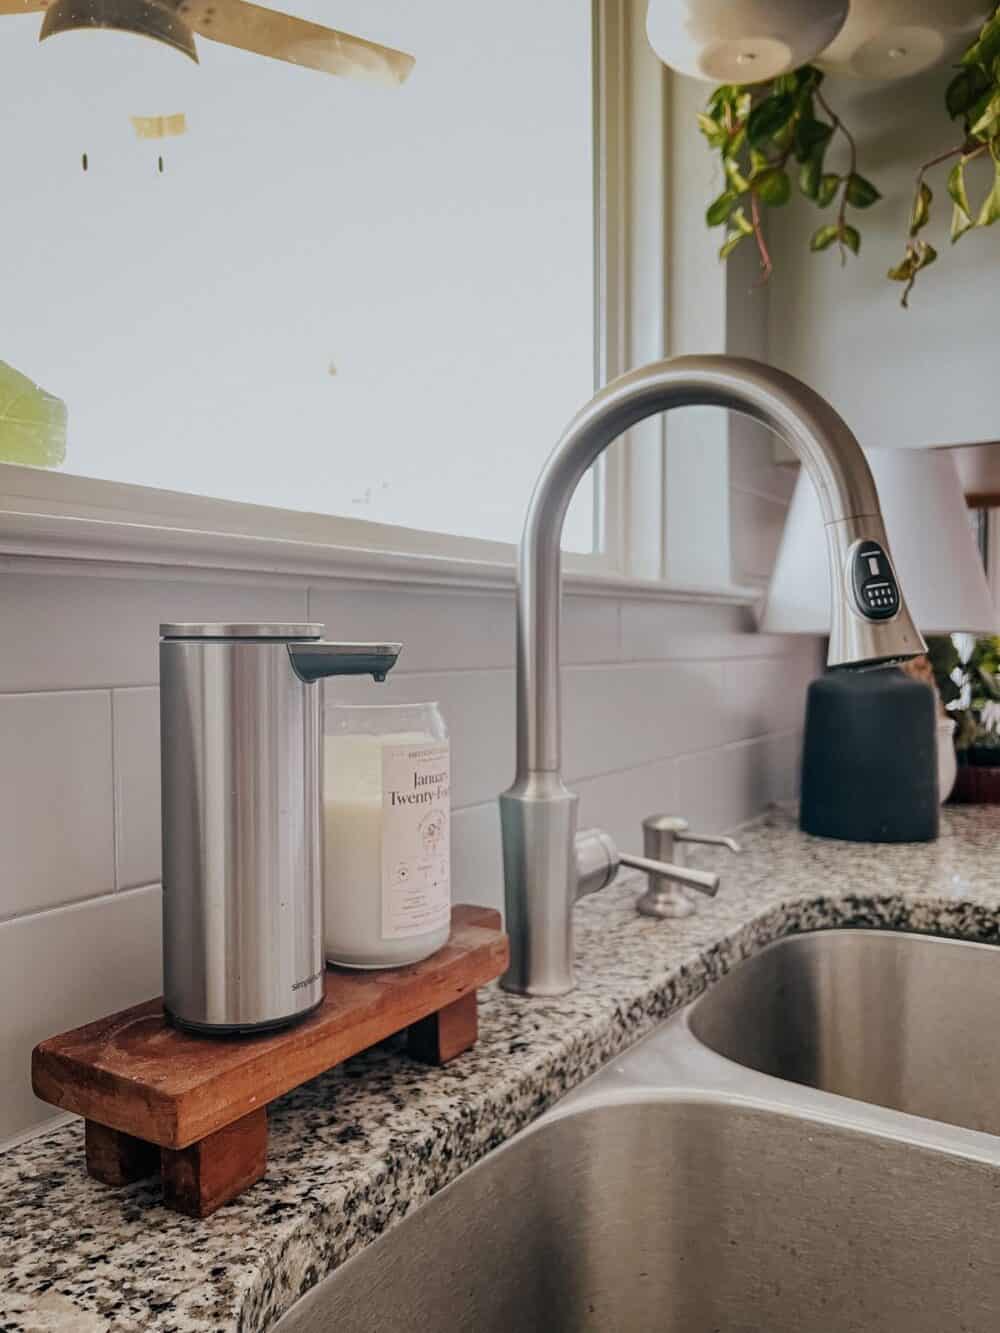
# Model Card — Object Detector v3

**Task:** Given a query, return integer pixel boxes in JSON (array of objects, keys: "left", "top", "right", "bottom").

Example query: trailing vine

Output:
[
  {"left": 699, "top": 3, "right": 1000, "bottom": 308},
  {"left": 699, "top": 66, "right": 879, "bottom": 284},
  {"left": 891, "top": 5, "right": 1000, "bottom": 305}
]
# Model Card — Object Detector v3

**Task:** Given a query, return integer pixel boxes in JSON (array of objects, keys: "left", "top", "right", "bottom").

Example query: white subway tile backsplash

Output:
[
  {"left": 714, "top": 655, "right": 814, "bottom": 746},
  {"left": 113, "top": 688, "right": 161, "bottom": 890},
  {"left": 677, "top": 730, "right": 801, "bottom": 834},
  {"left": 0, "top": 884, "right": 162, "bottom": 1140},
  {"left": 0, "top": 570, "right": 307, "bottom": 692},
  {"left": 308, "top": 586, "right": 618, "bottom": 673},
  {"left": 451, "top": 802, "right": 504, "bottom": 916},
  {"left": 563, "top": 660, "right": 726, "bottom": 781},
  {"left": 576, "top": 758, "right": 679, "bottom": 857},
  {"left": 619, "top": 598, "right": 807, "bottom": 663},
  {"left": 309, "top": 585, "right": 514, "bottom": 674},
  {"left": 0, "top": 692, "right": 114, "bottom": 920},
  {"left": 562, "top": 596, "right": 621, "bottom": 665}
]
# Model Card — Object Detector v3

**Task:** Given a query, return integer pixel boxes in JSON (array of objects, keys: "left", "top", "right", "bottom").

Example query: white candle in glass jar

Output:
[{"left": 323, "top": 703, "right": 451, "bottom": 968}]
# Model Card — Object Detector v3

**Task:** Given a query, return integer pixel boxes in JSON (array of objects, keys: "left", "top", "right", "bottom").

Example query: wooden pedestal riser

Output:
[{"left": 34, "top": 906, "right": 507, "bottom": 1217}]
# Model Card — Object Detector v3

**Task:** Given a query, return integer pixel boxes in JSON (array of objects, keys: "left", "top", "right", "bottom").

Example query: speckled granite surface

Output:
[{"left": 3, "top": 803, "right": 1000, "bottom": 1333}]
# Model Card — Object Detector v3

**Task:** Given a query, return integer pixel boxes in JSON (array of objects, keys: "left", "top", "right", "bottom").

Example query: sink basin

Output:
[
  {"left": 275, "top": 928, "right": 1000, "bottom": 1333},
  {"left": 690, "top": 929, "right": 1000, "bottom": 1135}
]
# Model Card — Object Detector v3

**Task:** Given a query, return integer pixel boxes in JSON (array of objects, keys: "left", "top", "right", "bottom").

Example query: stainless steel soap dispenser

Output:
[{"left": 159, "top": 623, "right": 401, "bottom": 1034}]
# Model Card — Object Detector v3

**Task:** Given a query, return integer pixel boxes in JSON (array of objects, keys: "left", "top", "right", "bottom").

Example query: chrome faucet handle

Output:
[
  {"left": 618, "top": 850, "right": 720, "bottom": 898},
  {"left": 573, "top": 828, "right": 720, "bottom": 902},
  {"left": 635, "top": 814, "right": 740, "bottom": 919}
]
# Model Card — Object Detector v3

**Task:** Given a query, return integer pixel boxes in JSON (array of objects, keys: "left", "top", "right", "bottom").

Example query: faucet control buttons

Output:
[{"left": 849, "top": 541, "right": 900, "bottom": 622}]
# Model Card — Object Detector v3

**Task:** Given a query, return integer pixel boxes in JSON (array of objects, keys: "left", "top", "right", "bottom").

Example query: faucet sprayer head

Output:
[{"left": 821, "top": 516, "right": 924, "bottom": 671}]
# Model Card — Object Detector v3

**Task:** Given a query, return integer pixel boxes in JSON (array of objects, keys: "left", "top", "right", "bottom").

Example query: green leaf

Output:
[
  {"left": 971, "top": 91, "right": 1000, "bottom": 138},
  {"left": 911, "top": 181, "right": 933, "bottom": 234},
  {"left": 697, "top": 112, "right": 729, "bottom": 150},
  {"left": 756, "top": 168, "right": 791, "bottom": 206},
  {"left": 817, "top": 173, "right": 841, "bottom": 208},
  {"left": 794, "top": 116, "right": 834, "bottom": 163},
  {"left": 842, "top": 224, "right": 861, "bottom": 255},
  {"left": 722, "top": 125, "right": 747, "bottom": 159},
  {"left": 810, "top": 223, "right": 841, "bottom": 252},
  {"left": 799, "top": 156, "right": 822, "bottom": 200},
  {"left": 946, "top": 65, "right": 991, "bottom": 120},
  {"left": 948, "top": 158, "right": 973, "bottom": 219},
  {"left": 977, "top": 665, "right": 1000, "bottom": 702},
  {"left": 952, "top": 202, "right": 977, "bottom": 241},
  {"left": 724, "top": 156, "right": 750, "bottom": 193},
  {"left": 845, "top": 172, "right": 881, "bottom": 209},
  {"left": 719, "top": 231, "right": 746, "bottom": 260},
  {"left": 962, "top": 11, "right": 1000, "bottom": 73},
  {"left": 730, "top": 206, "right": 754, "bottom": 237},
  {"left": 746, "top": 93, "right": 795, "bottom": 147},
  {"left": 917, "top": 240, "right": 938, "bottom": 268},
  {"left": 706, "top": 190, "right": 738, "bottom": 227},
  {"left": 976, "top": 164, "right": 1000, "bottom": 226},
  {"left": 707, "top": 84, "right": 739, "bottom": 115}
]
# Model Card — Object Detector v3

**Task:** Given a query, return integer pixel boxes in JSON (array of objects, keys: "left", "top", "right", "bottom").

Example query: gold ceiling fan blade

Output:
[
  {"left": 0, "top": 0, "right": 48, "bottom": 14},
  {"left": 181, "top": 0, "right": 414, "bottom": 85}
]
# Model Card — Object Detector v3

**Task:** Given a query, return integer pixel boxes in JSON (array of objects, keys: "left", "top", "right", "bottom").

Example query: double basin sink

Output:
[{"left": 276, "top": 930, "right": 1000, "bottom": 1331}]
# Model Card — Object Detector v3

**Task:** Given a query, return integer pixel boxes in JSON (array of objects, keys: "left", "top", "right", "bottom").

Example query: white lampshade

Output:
[
  {"left": 818, "top": 0, "right": 991, "bottom": 80},
  {"left": 762, "top": 447, "right": 997, "bottom": 637},
  {"left": 645, "top": 0, "right": 849, "bottom": 85}
]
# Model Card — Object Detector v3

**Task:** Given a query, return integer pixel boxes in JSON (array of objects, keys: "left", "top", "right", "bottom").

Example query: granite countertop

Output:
[{"left": 3, "top": 804, "right": 1000, "bottom": 1333}]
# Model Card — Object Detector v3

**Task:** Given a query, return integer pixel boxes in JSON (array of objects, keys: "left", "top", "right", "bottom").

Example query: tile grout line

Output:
[
  {"left": 109, "top": 688, "right": 122, "bottom": 894},
  {"left": 0, "top": 880, "right": 161, "bottom": 930}
]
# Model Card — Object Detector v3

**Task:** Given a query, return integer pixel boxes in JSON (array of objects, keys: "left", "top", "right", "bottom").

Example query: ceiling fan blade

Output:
[
  {"left": 182, "top": 0, "right": 414, "bottom": 85},
  {"left": 0, "top": 0, "right": 48, "bottom": 13}
]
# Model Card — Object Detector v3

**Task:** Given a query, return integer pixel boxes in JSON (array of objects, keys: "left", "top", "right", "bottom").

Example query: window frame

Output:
[{"left": 0, "top": 1, "right": 757, "bottom": 608}]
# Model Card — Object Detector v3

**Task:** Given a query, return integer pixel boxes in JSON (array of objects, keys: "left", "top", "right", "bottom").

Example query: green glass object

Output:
[{"left": 0, "top": 360, "right": 68, "bottom": 468}]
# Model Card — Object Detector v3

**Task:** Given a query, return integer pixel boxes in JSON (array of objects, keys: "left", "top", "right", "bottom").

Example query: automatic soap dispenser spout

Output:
[{"left": 288, "top": 641, "right": 403, "bottom": 683}]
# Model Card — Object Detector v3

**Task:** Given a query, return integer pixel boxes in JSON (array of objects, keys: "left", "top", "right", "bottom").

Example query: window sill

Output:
[{"left": 0, "top": 465, "right": 758, "bottom": 606}]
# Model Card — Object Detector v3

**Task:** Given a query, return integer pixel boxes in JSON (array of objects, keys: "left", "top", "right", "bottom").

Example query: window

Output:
[{"left": 1, "top": 0, "right": 596, "bottom": 551}]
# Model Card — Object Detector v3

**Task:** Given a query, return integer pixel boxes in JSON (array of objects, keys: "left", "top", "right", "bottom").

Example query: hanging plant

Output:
[
  {"left": 699, "top": 66, "right": 879, "bottom": 283},
  {"left": 891, "top": 6, "right": 1000, "bottom": 305},
  {"left": 699, "top": 2, "right": 1000, "bottom": 307}
]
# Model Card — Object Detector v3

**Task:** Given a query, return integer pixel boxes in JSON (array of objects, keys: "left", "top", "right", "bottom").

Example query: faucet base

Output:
[{"left": 499, "top": 775, "right": 579, "bottom": 996}]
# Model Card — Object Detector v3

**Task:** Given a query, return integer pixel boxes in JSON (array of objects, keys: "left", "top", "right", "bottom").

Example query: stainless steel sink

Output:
[
  {"left": 275, "top": 930, "right": 1000, "bottom": 1332},
  {"left": 691, "top": 929, "right": 1000, "bottom": 1135}
]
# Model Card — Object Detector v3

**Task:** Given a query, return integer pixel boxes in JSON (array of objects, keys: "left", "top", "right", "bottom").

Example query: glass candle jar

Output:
[{"left": 323, "top": 701, "right": 451, "bottom": 968}]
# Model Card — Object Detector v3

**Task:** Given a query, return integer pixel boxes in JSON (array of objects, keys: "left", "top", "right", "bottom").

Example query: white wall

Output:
[
  {"left": 0, "top": 543, "right": 819, "bottom": 1142},
  {"left": 767, "top": 70, "right": 1000, "bottom": 447}
]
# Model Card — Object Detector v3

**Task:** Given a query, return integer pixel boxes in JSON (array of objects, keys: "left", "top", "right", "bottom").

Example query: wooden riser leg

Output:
[
  {"left": 407, "top": 991, "right": 478, "bottom": 1065},
  {"left": 160, "top": 1108, "right": 267, "bottom": 1218},
  {"left": 85, "top": 1121, "right": 159, "bottom": 1187}
]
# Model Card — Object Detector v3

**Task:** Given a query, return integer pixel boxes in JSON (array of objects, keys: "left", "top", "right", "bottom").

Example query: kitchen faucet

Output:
[{"left": 499, "top": 355, "right": 924, "bottom": 997}]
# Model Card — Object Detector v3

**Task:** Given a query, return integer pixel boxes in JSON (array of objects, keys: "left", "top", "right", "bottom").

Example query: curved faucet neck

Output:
[{"left": 514, "top": 355, "right": 918, "bottom": 778}]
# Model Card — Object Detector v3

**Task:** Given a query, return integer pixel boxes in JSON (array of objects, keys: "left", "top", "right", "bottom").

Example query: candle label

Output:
[{"left": 380, "top": 740, "right": 451, "bottom": 940}]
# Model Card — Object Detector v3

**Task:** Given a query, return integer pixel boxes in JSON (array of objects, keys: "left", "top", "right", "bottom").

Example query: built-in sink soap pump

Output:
[
  {"left": 500, "top": 355, "right": 925, "bottom": 998},
  {"left": 159, "top": 624, "right": 401, "bottom": 1035}
]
